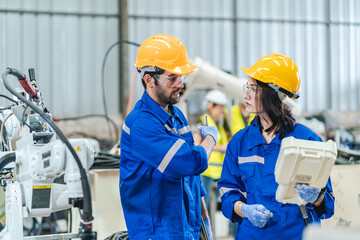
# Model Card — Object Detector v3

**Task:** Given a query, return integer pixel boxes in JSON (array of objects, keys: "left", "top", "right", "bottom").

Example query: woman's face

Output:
[{"left": 243, "top": 77, "right": 261, "bottom": 114}]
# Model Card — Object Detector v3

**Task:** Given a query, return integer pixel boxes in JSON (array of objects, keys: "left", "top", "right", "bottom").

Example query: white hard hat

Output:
[{"left": 205, "top": 90, "right": 228, "bottom": 105}]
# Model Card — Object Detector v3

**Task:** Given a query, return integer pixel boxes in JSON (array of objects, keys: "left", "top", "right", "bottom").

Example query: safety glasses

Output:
[
  {"left": 155, "top": 74, "right": 186, "bottom": 87},
  {"left": 243, "top": 84, "right": 259, "bottom": 97}
]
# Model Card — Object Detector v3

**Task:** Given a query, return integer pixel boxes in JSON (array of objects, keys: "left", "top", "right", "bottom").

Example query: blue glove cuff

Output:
[
  {"left": 203, "top": 218, "right": 213, "bottom": 240},
  {"left": 198, "top": 126, "right": 218, "bottom": 144}
]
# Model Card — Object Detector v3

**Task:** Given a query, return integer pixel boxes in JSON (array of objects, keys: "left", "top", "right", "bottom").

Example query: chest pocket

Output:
[
  {"left": 238, "top": 164, "right": 256, "bottom": 194},
  {"left": 262, "top": 151, "right": 279, "bottom": 196}
]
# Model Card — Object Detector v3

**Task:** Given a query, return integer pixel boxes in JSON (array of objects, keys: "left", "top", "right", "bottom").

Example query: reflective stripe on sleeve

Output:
[
  {"left": 122, "top": 123, "right": 130, "bottom": 135},
  {"left": 219, "top": 187, "right": 247, "bottom": 198},
  {"left": 164, "top": 124, "right": 178, "bottom": 134},
  {"left": 178, "top": 125, "right": 191, "bottom": 135},
  {"left": 209, "top": 162, "right": 223, "bottom": 167},
  {"left": 164, "top": 124, "right": 171, "bottom": 131},
  {"left": 157, "top": 138, "right": 186, "bottom": 173},
  {"left": 238, "top": 155, "right": 264, "bottom": 164}
]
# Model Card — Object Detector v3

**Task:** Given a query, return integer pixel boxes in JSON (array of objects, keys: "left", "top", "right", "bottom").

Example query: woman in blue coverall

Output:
[{"left": 218, "top": 53, "right": 335, "bottom": 240}]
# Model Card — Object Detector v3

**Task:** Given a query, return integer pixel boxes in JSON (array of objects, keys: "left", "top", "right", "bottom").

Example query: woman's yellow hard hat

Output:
[{"left": 242, "top": 53, "right": 300, "bottom": 99}]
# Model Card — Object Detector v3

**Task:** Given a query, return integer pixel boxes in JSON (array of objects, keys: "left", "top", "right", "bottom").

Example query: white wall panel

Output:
[
  {"left": 1, "top": 0, "right": 360, "bottom": 115},
  {"left": 0, "top": 0, "right": 119, "bottom": 116},
  {"left": 127, "top": 0, "right": 360, "bottom": 113}
]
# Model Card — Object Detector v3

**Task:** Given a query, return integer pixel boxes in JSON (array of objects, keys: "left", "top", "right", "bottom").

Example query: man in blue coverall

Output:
[{"left": 120, "top": 34, "right": 218, "bottom": 240}]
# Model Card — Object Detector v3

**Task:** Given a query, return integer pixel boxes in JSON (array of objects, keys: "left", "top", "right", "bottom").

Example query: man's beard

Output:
[{"left": 155, "top": 84, "right": 181, "bottom": 105}]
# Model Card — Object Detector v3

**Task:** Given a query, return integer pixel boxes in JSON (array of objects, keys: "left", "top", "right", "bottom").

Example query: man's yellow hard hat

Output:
[{"left": 135, "top": 34, "right": 197, "bottom": 75}]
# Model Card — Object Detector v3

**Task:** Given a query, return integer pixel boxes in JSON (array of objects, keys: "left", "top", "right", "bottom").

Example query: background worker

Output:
[
  {"left": 218, "top": 53, "right": 335, "bottom": 239},
  {"left": 119, "top": 34, "right": 217, "bottom": 240},
  {"left": 227, "top": 102, "right": 256, "bottom": 136},
  {"left": 193, "top": 89, "right": 230, "bottom": 214}
]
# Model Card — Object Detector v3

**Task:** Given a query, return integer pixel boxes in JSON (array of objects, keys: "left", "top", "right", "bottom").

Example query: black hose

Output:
[
  {"left": 0, "top": 94, "right": 19, "bottom": 104},
  {"left": 300, "top": 205, "right": 309, "bottom": 226},
  {"left": 6, "top": 68, "right": 25, "bottom": 80},
  {"left": 58, "top": 114, "right": 120, "bottom": 143},
  {"left": 0, "top": 152, "right": 15, "bottom": 171},
  {"left": 104, "top": 231, "right": 129, "bottom": 240},
  {"left": 1, "top": 68, "right": 94, "bottom": 232},
  {"left": 101, "top": 40, "right": 140, "bottom": 144}
]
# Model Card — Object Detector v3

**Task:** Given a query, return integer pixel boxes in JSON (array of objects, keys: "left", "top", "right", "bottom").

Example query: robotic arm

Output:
[
  {"left": 0, "top": 68, "right": 97, "bottom": 239},
  {"left": 182, "top": 57, "right": 246, "bottom": 104}
]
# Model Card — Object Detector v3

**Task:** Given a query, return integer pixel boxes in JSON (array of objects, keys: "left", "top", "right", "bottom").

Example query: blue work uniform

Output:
[
  {"left": 120, "top": 91, "right": 208, "bottom": 240},
  {"left": 218, "top": 118, "right": 335, "bottom": 240}
]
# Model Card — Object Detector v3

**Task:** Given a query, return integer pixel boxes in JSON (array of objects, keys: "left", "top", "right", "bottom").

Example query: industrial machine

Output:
[{"left": 0, "top": 68, "right": 97, "bottom": 239}]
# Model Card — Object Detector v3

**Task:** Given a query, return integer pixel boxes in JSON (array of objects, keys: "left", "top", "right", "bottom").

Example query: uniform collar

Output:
[
  {"left": 247, "top": 117, "right": 283, "bottom": 150},
  {"left": 141, "top": 91, "right": 173, "bottom": 123}
]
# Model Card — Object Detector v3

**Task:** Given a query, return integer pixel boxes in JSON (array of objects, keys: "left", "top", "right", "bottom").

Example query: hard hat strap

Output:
[{"left": 268, "top": 83, "right": 300, "bottom": 99}]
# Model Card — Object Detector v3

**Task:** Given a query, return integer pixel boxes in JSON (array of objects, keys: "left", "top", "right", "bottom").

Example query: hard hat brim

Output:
[
  {"left": 241, "top": 67, "right": 253, "bottom": 79},
  {"left": 167, "top": 62, "right": 198, "bottom": 75}
]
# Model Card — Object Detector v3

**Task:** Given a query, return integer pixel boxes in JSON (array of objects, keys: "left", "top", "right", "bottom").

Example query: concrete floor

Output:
[{"left": 214, "top": 211, "right": 235, "bottom": 240}]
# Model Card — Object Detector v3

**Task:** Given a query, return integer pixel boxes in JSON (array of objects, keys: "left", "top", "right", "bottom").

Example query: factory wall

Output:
[
  {"left": 0, "top": 0, "right": 120, "bottom": 116},
  {"left": 128, "top": 0, "right": 360, "bottom": 113},
  {"left": 1, "top": 0, "right": 359, "bottom": 116}
]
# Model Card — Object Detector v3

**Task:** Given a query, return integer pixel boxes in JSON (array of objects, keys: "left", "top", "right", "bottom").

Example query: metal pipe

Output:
[
  {"left": 127, "top": 14, "right": 360, "bottom": 26},
  {"left": 0, "top": 8, "right": 119, "bottom": 18},
  {"left": 119, "top": 0, "right": 129, "bottom": 115},
  {"left": 325, "top": 0, "right": 332, "bottom": 109},
  {"left": 23, "top": 233, "right": 80, "bottom": 240},
  {"left": 1, "top": 8, "right": 358, "bottom": 26},
  {"left": 232, "top": 0, "right": 238, "bottom": 76}
]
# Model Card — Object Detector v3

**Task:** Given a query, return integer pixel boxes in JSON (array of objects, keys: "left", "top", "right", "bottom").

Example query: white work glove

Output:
[
  {"left": 295, "top": 184, "right": 321, "bottom": 203},
  {"left": 241, "top": 204, "right": 273, "bottom": 228},
  {"left": 203, "top": 218, "right": 213, "bottom": 240},
  {"left": 198, "top": 126, "right": 218, "bottom": 144}
]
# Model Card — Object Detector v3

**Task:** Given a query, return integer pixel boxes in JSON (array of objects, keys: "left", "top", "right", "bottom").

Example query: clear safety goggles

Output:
[
  {"left": 243, "top": 83, "right": 259, "bottom": 97},
  {"left": 155, "top": 74, "right": 186, "bottom": 87}
]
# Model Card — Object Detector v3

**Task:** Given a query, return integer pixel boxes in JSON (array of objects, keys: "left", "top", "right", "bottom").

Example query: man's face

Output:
[{"left": 154, "top": 72, "right": 184, "bottom": 105}]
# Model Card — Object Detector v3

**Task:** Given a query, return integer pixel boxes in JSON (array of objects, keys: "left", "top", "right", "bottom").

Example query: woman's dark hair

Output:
[{"left": 255, "top": 80, "right": 296, "bottom": 139}]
